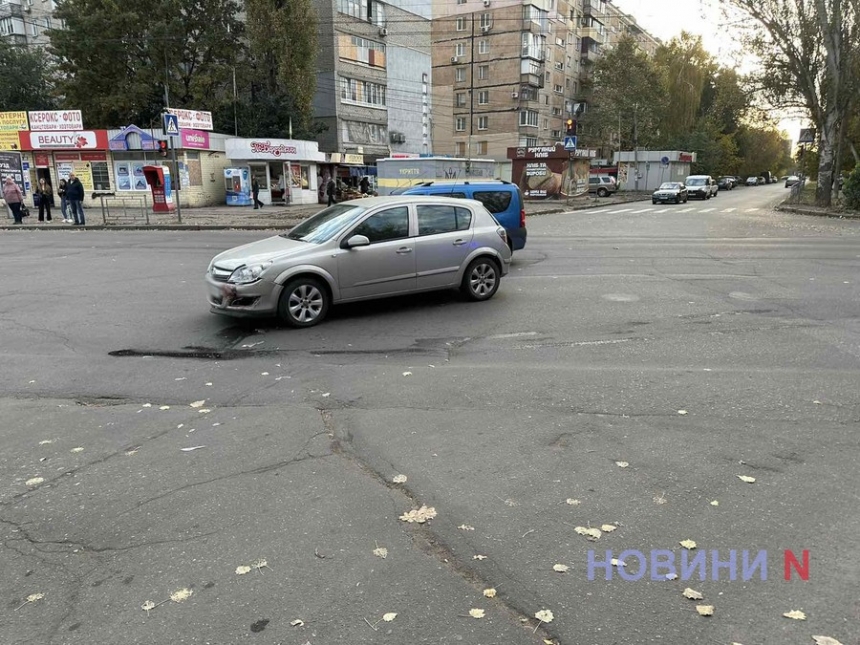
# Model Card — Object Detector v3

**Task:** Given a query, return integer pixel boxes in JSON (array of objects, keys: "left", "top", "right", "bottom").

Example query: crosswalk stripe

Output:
[
  {"left": 654, "top": 209, "right": 670, "bottom": 213},
  {"left": 591, "top": 209, "right": 612, "bottom": 214},
  {"left": 722, "top": 208, "right": 736, "bottom": 212},
  {"left": 606, "top": 208, "right": 633, "bottom": 214},
  {"left": 631, "top": 208, "right": 654, "bottom": 213},
  {"left": 677, "top": 208, "right": 694, "bottom": 212},
  {"left": 700, "top": 208, "right": 715, "bottom": 212},
  {"left": 745, "top": 208, "right": 760, "bottom": 212}
]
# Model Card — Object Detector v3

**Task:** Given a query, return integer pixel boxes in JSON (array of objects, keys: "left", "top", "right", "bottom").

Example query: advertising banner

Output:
[
  {"left": 0, "top": 151, "right": 25, "bottom": 192},
  {"left": 72, "top": 161, "right": 94, "bottom": 191},
  {"left": 0, "top": 111, "right": 29, "bottom": 132},
  {"left": 167, "top": 109, "right": 213, "bottom": 131},
  {"left": 0, "top": 132, "right": 21, "bottom": 150},
  {"left": 180, "top": 129, "right": 210, "bottom": 149},
  {"left": 23, "top": 130, "right": 109, "bottom": 150},
  {"left": 28, "top": 110, "right": 84, "bottom": 132},
  {"left": 507, "top": 145, "right": 591, "bottom": 200}
]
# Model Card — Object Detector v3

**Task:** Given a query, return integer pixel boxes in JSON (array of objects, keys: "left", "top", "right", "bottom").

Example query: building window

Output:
[
  {"left": 476, "top": 141, "right": 488, "bottom": 155},
  {"left": 456, "top": 117, "right": 466, "bottom": 131},
  {"left": 478, "top": 65, "right": 489, "bottom": 80},
  {"left": 456, "top": 92, "right": 466, "bottom": 107},
  {"left": 480, "top": 13, "right": 491, "bottom": 28},
  {"left": 342, "top": 120, "right": 388, "bottom": 144},
  {"left": 519, "top": 110, "right": 539, "bottom": 127},
  {"left": 552, "top": 129, "right": 561, "bottom": 139},
  {"left": 478, "top": 90, "right": 489, "bottom": 104},
  {"left": 478, "top": 116, "right": 488, "bottom": 130},
  {"left": 542, "top": 117, "right": 549, "bottom": 130},
  {"left": 340, "top": 34, "right": 386, "bottom": 67},
  {"left": 340, "top": 77, "right": 387, "bottom": 107},
  {"left": 455, "top": 42, "right": 465, "bottom": 57},
  {"left": 456, "top": 17, "right": 466, "bottom": 31},
  {"left": 455, "top": 142, "right": 466, "bottom": 156},
  {"left": 91, "top": 162, "right": 111, "bottom": 190},
  {"left": 554, "top": 84, "right": 563, "bottom": 93},
  {"left": 552, "top": 106, "right": 561, "bottom": 116},
  {"left": 456, "top": 67, "right": 466, "bottom": 82},
  {"left": 478, "top": 39, "right": 489, "bottom": 54},
  {"left": 457, "top": 0, "right": 466, "bottom": 4},
  {"left": 338, "top": 0, "right": 385, "bottom": 25}
]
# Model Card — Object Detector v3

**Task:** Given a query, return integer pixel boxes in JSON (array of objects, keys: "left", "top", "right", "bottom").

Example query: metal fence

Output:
[{"left": 92, "top": 193, "right": 152, "bottom": 225}]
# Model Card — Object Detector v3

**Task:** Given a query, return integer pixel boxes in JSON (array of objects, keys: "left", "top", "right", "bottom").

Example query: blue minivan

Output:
[{"left": 396, "top": 180, "right": 527, "bottom": 252}]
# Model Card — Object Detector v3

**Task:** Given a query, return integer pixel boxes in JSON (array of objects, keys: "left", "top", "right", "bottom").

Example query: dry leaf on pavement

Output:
[
  {"left": 565, "top": 498, "right": 581, "bottom": 505},
  {"left": 574, "top": 526, "right": 602, "bottom": 540},
  {"left": 552, "top": 564, "right": 569, "bottom": 572},
  {"left": 812, "top": 637, "right": 844, "bottom": 645},
  {"left": 683, "top": 588, "right": 703, "bottom": 600},
  {"left": 473, "top": 554, "right": 487, "bottom": 560},
  {"left": 290, "top": 619, "right": 304, "bottom": 627},
  {"left": 170, "top": 588, "right": 193, "bottom": 603},
  {"left": 392, "top": 474, "right": 407, "bottom": 484},
  {"left": 402, "top": 371, "right": 413, "bottom": 377},
  {"left": 382, "top": 612, "right": 397, "bottom": 622},
  {"left": 469, "top": 608, "right": 485, "bottom": 618},
  {"left": 696, "top": 605, "right": 714, "bottom": 616},
  {"left": 737, "top": 475, "right": 756, "bottom": 483},
  {"left": 25, "top": 477, "right": 44, "bottom": 487},
  {"left": 610, "top": 558, "right": 626, "bottom": 568},
  {"left": 70, "top": 447, "right": 84, "bottom": 453},
  {"left": 679, "top": 539, "right": 697, "bottom": 550},
  {"left": 483, "top": 588, "right": 496, "bottom": 598},
  {"left": 141, "top": 600, "right": 156, "bottom": 614},
  {"left": 373, "top": 547, "right": 388, "bottom": 559},
  {"left": 458, "top": 524, "right": 475, "bottom": 531},
  {"left": 190, "top": 400, "right": 206, "bottom": 408},
  {"left": 615, "top": 461, "right": 629, "bottom": 468},
  {"left": 534, "top": 609, "right": 554, "bottom": 624},
  {"left": 399, "top": 505, "right": 437, "bottom": 523},
  {"left": 601, "top": 524, "right": 617, "bottom": 532},
  {"left": 235, "top": 565, "right": 251, "bottom": 575},
  {"left": 15, "top": 593, "right": 45, "bottom": 610},
  {"left": 710, "top": 500, "right": 719, "bottom": 506},
  {"left": 783, "top": 610, "right": 806, "bottom": 620}
]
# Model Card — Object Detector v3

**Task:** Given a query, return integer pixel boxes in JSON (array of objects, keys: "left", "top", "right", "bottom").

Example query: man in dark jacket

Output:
[
  {"left": 326, "top": 178, "right": 336, "bottom": 206},
  {"left": 66, "top": 173, "right": 86, "bottom": 226}
]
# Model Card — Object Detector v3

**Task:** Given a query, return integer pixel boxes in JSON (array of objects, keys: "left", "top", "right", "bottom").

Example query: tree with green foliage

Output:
[
  {"left": 583, "top": 35, "right": 667, "bottom": 153},
  {"left": 724, "top": 0, "right": 860, "bottom": 206},
  {"left": 240, "top": 0, "right": 319, "bottom": 137},
  {"left": 842, "top": 164, "right": 860, "bottom": 210},
  {"left": 654, "top": 34, "right": 716, "bottom": 143},
  {"left": 48, "top": 0, "right": 245, "bottom": 128},
  {"left": 0, "top": 41, "right": 56, "bottom": 111}
]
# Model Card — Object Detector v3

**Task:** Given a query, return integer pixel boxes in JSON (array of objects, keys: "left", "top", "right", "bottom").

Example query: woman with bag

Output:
[
  {"left": 57, "top": 178, "right": 69, "bottom": 222},
  {"left": 36, "top": 178, "right": 53, "bottom": 222},
  {"left": 3, "top": 176, "right": 24, "bottom": 225}
]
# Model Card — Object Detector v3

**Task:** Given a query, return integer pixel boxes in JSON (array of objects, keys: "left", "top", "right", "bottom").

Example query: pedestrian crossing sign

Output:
[
  {"left": 564, "top": 135, "right": 577, "bottom": 151},
  {"left": 163, "top": 113, "right": 180, "bottom": 137}
]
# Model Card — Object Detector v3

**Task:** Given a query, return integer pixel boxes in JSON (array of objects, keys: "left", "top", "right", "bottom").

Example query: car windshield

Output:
[
  {"left": 659, "top": 183, "right": 680, "bottom": 190},
  {"left": 282, "top": 204, "right": 368, "bottom": 244},
  {"left": 748, "top": 176, "right": 757, "bottom": 181},
  {"left": 686, "top": 178, "right": 705, "bottom": 186}
]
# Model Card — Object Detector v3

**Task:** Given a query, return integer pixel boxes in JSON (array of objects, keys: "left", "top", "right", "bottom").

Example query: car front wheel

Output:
[
  {"left": 597, "top": 187, "right": 608, "bottom": 197},
  {"left": 278, "top": 276, "right": 330, "bottom": 328},
  {"left": 461, "top": 257, "right": 500, "bottom": 301}
]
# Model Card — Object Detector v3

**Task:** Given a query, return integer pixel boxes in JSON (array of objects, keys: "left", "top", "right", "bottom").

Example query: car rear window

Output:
[
  {"left": 472, "top": 191, "right": 512, "bottom": 214},
  {"left": 416, "top": 205, "right": 472, "bottom": 235}
]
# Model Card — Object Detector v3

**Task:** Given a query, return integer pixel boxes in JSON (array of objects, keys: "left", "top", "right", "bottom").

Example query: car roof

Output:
[
  {"left": 349, "top": 195, "right": 486, "bottom": 208},
  {"left": 686, "top": 175, "right": 711, "bottom": 178},
  {"left": 404, "top": 180, "right": 514, "bottom": 189}
]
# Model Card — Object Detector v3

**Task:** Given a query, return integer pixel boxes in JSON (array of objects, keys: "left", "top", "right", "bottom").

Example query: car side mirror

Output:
[{"left": 343, "top": 234, "right": 370, "bottom": 249}]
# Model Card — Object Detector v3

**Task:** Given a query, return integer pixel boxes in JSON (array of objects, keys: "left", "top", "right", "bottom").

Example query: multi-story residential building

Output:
[
  {"left": 431, "top": 0, "right": 595, "bottom": 161},
  {"left": 0, "top": 0, "right": 56, "bottom": 47},
  {"left": 604, "top": 2, "right": 660, "bottom": 56},
  {"left": 313, "top": 0, "right": 433, "bottom": 161}
]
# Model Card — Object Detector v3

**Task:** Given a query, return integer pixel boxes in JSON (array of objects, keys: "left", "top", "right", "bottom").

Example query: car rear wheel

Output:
[
  {"left": 597, "top": 187, "right": 608, "bottom": 197},
  {"left": 461, "top": 257, "right": 500, "bottom": 302},
  {"left": 278, "top": 277, "right": 330, "bottom": 328},
  {"left": 683, "top": 196, "right": 688, "bottom": 203}
]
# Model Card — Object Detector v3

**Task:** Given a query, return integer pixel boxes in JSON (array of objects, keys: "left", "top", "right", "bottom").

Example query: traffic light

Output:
[
  {"left": 566, "top": 118, "right": 576, "bottom": 136},
  {"left": 158, "top": 140, "right": 168, "bottom": 157}
]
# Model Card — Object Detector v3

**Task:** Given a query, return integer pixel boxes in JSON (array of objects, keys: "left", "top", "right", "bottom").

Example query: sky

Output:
[{"left": 610, "top": 0, "right": 806, "bottom": 143}]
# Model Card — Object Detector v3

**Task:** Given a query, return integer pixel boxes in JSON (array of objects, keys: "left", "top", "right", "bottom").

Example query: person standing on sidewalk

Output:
[
  {"left": 66, "top": 173, "right": 86, "bottom": 226},
  {"left": 57, "top": 178, "right": 70, "bottom": 222},
  {"left": 326, "top": 177, "right": 336, "bottom": 206},
  {"left": 3, "top": 176, "right": 24, "bottom": 225},
  {"left": 252, "top": 177, "right": 264, "bottom": 209},
  {"left": 36, "top": 178, "right": 53, "bottom": 222}
]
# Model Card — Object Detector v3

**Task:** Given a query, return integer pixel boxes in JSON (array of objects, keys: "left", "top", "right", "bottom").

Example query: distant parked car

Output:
[
  {"left": 652, "top": 182, "right": 688, "bottom": 204},
  {"left": 717, "top": 176, "right": 735, "bottom": 190},
  {"left": 588, "top": 175, "right": 618, "bottom": 197},
  {"left": 756, "top": 177, "right": 766, "bottom": 185},
  {"left": 746, "top": 176, "right": 759, "bottom": 186},
  {"left": 685, "top": 175, "right": 718, "bottom": 199},
  {"left": 785, "top": 175, "right": 801, "bottom": 187}
]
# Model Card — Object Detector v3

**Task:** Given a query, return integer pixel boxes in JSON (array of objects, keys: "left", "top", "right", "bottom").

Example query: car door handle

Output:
[
  {"left": 452, "top": 239, "right": 467, "bottom": 246},
  {"left": 396, "top": 247, "right": 413, "bottom": 254}
]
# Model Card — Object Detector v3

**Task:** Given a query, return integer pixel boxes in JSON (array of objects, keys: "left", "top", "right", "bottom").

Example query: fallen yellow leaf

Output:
[
  {"left": 552, "top": 564, "right": 569, "bottom": 572},
  {"left": 600, "top": 524, "right": 617, "bottom": 533},
  {"left": 392, "top": 474, "right": 407, "bottom": 484},
  {"left": 679, "top": 539, "right": 697, "bottom": 550},
  {"left": 783, "top": 609, "right": 806, "bottom": 620},
  {"left": 615, "top": 461, "right": 629, "bottom": 468},
  {"left": 469, "top": 608, "right": 485, "bottom": 618},
  {"left": 473, "top": 554, "right": 487, "bottom": 560},
  {"left": 683, "top": 588, "right": 703, "bottom": 600},
  {"left": 696, "top": 605, "right": 714, "bottom": 616},
  {"left": 235, "top": 565, "right": 251, "bottom": 575},
  {"left": 483, "top": 588, "right": 496, "bottom": 598},
  {"left": 382, "top": 612, "right": 397, "bottom": 622},
  {"left": 737, "top": 475, "right": 756, "bottom": 483},
  {"left": 565, "top": 498, "right": 581, "bottom": 505},
  {"left": 399, "top": 505, "right": 436, "bottom": 523},
  {"left": 169, "top": 588, "right": 193, "bottom": 603},
  {"left": 812, "top": 637, "right": 844, "bottom": 645},
  {"left": 372, "top": 547, "right": 388, "bottom": 559},
  {"left": 534, "top": 609, "right": 554, "bottom": 623},
  {"left": 574, "top": 526, "right": 602, "bottom": 540}
]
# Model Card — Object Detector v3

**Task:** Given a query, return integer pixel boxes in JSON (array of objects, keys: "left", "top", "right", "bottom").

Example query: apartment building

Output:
[
  {"left": 0, "top": 0, "right": 56, "bottom": 47},
  {"left": 604, "top": 2, "right": 660, "bottom": 56},
  {"left": 312, "top": 0, "right": 433, "bottom": 161},
  {"left": 432, "top": 0, "right": 599, "bottom": 160}
]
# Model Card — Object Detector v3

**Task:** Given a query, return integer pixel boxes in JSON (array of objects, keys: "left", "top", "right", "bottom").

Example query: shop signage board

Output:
[
  {"left": 166, "top": 108, "right": 213, "bottom": 131},
  {"left": 0, "top": 111, "right": 29, "bottom": 132},
  {"left": 28, "top": 110, "right": 84, "bottom": 132},
  {"left": 23, "top": 130, "right": 109, "bottom": 150}
]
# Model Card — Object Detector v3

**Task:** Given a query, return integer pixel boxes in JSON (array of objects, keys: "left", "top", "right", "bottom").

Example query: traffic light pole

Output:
[{"left": 169, "top": 136, "right": 181, "bottom": 224}]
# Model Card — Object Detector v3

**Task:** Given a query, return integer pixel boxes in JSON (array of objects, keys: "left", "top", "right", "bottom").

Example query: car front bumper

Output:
[
  {"left": 653, "top": 194, "right": 680, "bottom": 201},
  {"left": 688, "top": 189, "right": 708, "bottom": 198},
  {"left": 205, "top": 273, "right": 281, "bottom": 318}
]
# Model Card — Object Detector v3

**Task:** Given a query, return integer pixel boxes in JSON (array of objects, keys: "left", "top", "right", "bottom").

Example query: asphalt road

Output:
[{"left": 1, "top": 183, "right": 859, "bottom": 645}]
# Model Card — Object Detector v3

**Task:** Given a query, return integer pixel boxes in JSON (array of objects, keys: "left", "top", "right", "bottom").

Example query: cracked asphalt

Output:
[{"left": 1, "top": 183, "right": 860, "bottom": 645}]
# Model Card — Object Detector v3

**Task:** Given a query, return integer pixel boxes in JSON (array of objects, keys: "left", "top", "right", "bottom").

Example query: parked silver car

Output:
[{"left": 205, "top": 196, "right": 512, "bottom": 327}]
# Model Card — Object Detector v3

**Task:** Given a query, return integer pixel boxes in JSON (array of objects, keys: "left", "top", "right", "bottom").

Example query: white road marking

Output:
[
  {"left": 631, "top": 208, "right": 654, "bottom": 213},
  {"left": 591, "top": 209, "right": 612, "bottom": 214},
  {"left": 722, "top": 208, "right": 736, "bottom": 212},
  {"left": 654, "top": 209, "right": 670, "bottom": 213},
  {"left": 606, "top": 208, "right": 634, "bottom": 214},
  {"left": 700, "top": 208, "right": 715, "bottom": 213},
  {"left": 487, "top": 331, "right": 539, "bottom": 339},
  {"left": 745, "top": 208, "right": 761, "bottom": 212},
  {"left": 677, "top": 208, "right": 695, "bottom": 212}
]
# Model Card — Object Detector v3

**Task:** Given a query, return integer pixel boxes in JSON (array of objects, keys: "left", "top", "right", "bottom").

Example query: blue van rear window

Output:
[{"left": 472, "top": 191, "right": 512, "bottom": 214}]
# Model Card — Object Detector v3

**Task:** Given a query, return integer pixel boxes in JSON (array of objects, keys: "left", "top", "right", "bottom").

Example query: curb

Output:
[{"left": 777, "top": 204, "right": 860, "bottom": 220}]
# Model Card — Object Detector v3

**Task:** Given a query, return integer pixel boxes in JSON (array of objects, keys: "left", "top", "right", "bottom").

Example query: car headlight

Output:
[{"left": 228, "top": 261, "right": 273, "bottom": 284}]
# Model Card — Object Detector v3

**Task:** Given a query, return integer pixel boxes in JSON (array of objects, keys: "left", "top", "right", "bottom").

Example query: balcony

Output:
[
  {"left": 521, "top": 71, "right": 546, "bottom": 88},
  {"left": 583, "top": 0, "right": 605, "bottom": 17},
  {"left": 581, "top": 27, "right": 605, "bottom": 44},
  {"left": 523, "top": 19, "right": 544, "bottom": 35},
  {"left": 580, "top": 45, "right": 601, "bottom": 63},
  {"left": 522, "top": 46, "right": 546, "bottom": 61},
  {"left": 0, "top": 3, "right": 25, "bottom": 18}
]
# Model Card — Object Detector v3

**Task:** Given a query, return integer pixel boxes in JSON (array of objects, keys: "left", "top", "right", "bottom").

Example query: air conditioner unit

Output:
[
  {"left": 511, "top": 91, "right": 519, "bottom": 99},
  {"left": 483, "top": 0, "right": 491, "bottom": 6},
  {"left": 451, "top": 56, "right": 459, "bottom": 63},
  {"left": 379, "top": 27, "right": 388, "bottom": 37},
  {"left": 481, "top": 25, "right": 491, "bottom": 33}
]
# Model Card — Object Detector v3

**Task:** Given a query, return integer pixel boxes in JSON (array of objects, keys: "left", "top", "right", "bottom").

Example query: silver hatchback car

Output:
[{"left": 205, "top": 196, "right": 512, "bottom": 327}]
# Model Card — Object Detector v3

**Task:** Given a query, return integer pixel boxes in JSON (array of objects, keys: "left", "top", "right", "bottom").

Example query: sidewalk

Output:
[{"left": 1, "top": 192, "right": 650, "bottom": 231}]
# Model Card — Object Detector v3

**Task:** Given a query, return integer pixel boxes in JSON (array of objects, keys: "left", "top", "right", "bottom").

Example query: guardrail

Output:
[{"left": 92, "top": 193, "right": 152, "bottom": 225}]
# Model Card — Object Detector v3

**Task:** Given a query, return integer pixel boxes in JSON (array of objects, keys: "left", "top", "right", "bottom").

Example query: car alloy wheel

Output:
[
  {"left": 462, "top": 257, "right": 500, "bottom": 301},
  {"left": 597, "top": 187, "right": 608, "bottom": 197},
  {"left": 279, "top": 277, "right": 330, "bottom": 328}
]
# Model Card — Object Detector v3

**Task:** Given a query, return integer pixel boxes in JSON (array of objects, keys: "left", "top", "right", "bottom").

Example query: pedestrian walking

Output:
[
  {"left": 3, "top": 176, "right": 24, "bottom": 225},
  {"left": 326, "top": 177, "right": 336, "bottom": 206},
  {"left": 36, "top": 178, "right": 53, "bottom": 222},
  {"left": 359, "top": 176, "right": 370, "bottom": 194},
  {"left": 57, "top": 178, "right": 70, "bottom": 222},
  {"left": 66, "top": 173, "right": 86, "bottom": 226},
  {"left": 252, "top": 177, "right": 264, "bottom": 209}
]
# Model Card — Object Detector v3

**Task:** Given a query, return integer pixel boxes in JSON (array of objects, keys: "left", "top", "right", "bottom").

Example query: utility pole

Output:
[
  {"left": 163, "top": 49, "right": 182, "bottom": 223},
  {"left": 633, "top": 105, "right": 639, "bottom": 193},
  {"left": 467, "top": 13, "right": 475, "bottom": 176}
]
